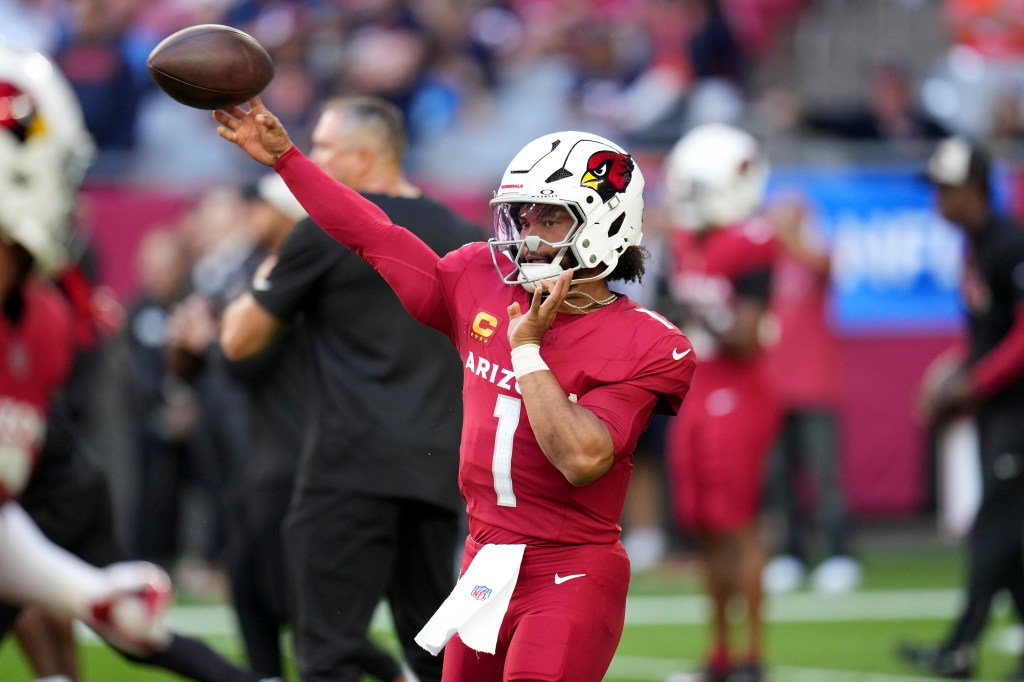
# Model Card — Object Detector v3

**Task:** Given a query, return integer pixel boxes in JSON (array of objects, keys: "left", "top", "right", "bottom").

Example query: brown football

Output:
[{"left": 147, "top": 24, "right": 274, "bottom": 110}]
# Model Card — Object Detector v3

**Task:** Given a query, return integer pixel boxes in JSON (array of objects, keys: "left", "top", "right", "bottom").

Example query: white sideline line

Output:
[
  {"left": 607, "top": 655, "right": 967, "bottom": 682},
  {"left": 75, "top": 588, "right": 964, "bottom": 641},
  {"left": 72, "top": 590, "right": 1024, "bottom": 681},
  {"left": 625, "top": 589, "right": 964, "bottom": 625}
]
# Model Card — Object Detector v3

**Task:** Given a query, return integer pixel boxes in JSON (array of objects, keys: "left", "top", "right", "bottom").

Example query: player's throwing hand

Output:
[{"left": 213, "top": 97, "right": 293, "bottom": 166}]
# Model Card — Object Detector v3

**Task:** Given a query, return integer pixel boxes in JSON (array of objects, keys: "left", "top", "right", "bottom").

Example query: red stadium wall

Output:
[
  {"left": 79, "top": 186, "right": 192, "bottom": 301},
  {"left": 837, "top": 333, "right": 959, "bottom": 515}
]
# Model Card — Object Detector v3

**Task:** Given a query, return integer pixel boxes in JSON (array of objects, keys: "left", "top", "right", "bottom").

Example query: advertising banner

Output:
[{"left": 770, "top": 166, "right": 969, "bottom": 335}]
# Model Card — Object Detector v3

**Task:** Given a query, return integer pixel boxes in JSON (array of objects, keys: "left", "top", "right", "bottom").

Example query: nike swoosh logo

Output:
[
  {"left": 553, "top": 573, "right": 587, "bottom": 585},
  {"left": 672, "top": 348, "right": 691, "bottom": 361}
]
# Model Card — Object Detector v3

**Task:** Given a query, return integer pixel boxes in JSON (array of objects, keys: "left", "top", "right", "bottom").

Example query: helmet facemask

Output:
[
  {"left": 488, "top": 131, "right": 645, "bottom": 293},
  {"left": 489, "top": 201, "right": 586, "bottom": 292}
]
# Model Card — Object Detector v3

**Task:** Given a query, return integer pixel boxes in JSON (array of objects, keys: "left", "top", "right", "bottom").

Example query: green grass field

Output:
[{"left": 1, "top": 525, "right": 1020, "bottom": 681}]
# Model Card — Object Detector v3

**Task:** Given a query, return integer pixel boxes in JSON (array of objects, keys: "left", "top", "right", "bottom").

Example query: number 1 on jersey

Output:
[{"left": 492, "top": 394, "right": 520, "bottom": 507}]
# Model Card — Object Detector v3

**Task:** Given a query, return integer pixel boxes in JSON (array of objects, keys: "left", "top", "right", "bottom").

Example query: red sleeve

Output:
[
  {"left": 579, "top": 382, "right": 660, "bottom": 457},
  {"left": 970, "top": 303, "right": 1024, "bottom": 397},
  {"left": 579, "top": 336, "right": 696, "bottom": 455},
  {"left": 274, "top": 146, "right": 452, "bottom": 334}
]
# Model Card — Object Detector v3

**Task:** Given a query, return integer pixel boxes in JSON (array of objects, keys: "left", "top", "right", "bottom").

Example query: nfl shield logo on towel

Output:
[{"left": 470, "top": 584, "right": 492, "bottom": 601}]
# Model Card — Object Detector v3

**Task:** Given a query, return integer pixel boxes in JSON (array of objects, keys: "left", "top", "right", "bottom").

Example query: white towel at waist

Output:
[{"left": 415, "top": 543, "right": 525, "bottom": 656}]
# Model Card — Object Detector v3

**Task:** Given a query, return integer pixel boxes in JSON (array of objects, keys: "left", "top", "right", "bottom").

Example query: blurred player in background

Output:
[
  {"left": 897, "top": 137, "right": 1024, "bottom": 680},
  {"left": 213, "top": 98, "right": 695, "bottom": 682},
  {"left": 219, "top": 96, "right": 482, "bottom": 682},
  {"left": 663, "top": 123, "right": 780, "bottom": 682},
  {"left": 0, "top": 42, "right": 270, "bottom": 682},
  {"left": 760, "top": 198, "right": 861, "bottom": 595},
  {"left": 0, "top": 39, "right": 171, "bottom": 666}
]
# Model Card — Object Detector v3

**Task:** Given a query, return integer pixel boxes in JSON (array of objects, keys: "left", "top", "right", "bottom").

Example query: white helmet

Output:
[
  {"left": 489, "top": 130, "right": 645, "bottom": 292},
  {"left": 0, "top": 44, "right": 95, "bottom": 274},
  {"left": 664, "top": 122, "right": 768, "bottom": 231}
]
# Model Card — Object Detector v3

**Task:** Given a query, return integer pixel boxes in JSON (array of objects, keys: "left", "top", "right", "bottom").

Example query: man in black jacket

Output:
[
  {"left": 898, "top": 136, "right": 1024, "bottom": 680},
  {"left": 220, "top": 95, "right": 482, "bottom": 682}
]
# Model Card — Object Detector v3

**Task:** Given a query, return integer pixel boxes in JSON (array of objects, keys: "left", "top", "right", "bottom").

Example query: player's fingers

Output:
[
  {"left": 540, "top": 272, "right": 571, "bottom": 313},
  {"left": 212, "top": 110, "right": 234, "bottom": 127},
  {"left": 248, "top": 96, "right": 264, "bottom": 111},
  {"left": 223, "top": 105, "right": 248, "bottom": 120},
  {"left": 528, "top": 284, "right": 545, "bottom": 316},
  {"left": 215, "top": 126, "right": 235, "bottom": 142},
  {"left": 552, "top": 271, "right": 572, "bottom": 300},
  {"left": 507, "top": 302, "right": 522, "bottom": 319}
]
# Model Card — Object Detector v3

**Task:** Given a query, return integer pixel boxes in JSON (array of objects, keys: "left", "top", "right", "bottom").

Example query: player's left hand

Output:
[{"left": 506, "top": 271, "right": 572, "bottom": 347}]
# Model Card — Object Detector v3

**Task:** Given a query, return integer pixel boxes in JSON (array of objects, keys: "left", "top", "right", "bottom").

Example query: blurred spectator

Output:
[
  {"left": 162, "top": 184, "right": 257, "bottom": 596},
  {"left": 133, "top": 91, "right": 258, "bottom": 191},
  {"left": 51, "top": 0, "right": 150, "bottom": 173},
  {"left": 897, "top": 136, "right": 1024, "bottom": 680},
  {"left": 568, "top": 0, "right": 749, "bottom": 145},
  {"left": 760, "top": 60, "right": 949, "bottom": 143},
  {"left": 181, "top": 184, "right": 254, "bottom": 312},
  {"left": 329, "top": 2, "right": 430, "bottom": 126},
  {"left": 663, "top": 123, "right": 780, "bottom": 682},
  {"left": 121, "top": 228, "right": 198, "bottom": 567},
  {"left": 402, "top": 0, "right": 504, "bottom": 141},
  {"left": 920, "top": 0, "right": 1024, "bottom": 139},
  {"left": 221, "top": 174, "right": 308, "bottom": 679},
  {"left": 236, "top": 2, "right": 321, "bottom": 147},
  {"left": 760, "top": 199, "right": 861, "bottom": 595},
  {"left": 719, "top": 0, "right": 804, "bottom": 61},
  {"left": 3, "top": 0, "right": 816, "bottom": 190},
  {"left": 811, "top": 61, "right": 949, "bottom": 141}
]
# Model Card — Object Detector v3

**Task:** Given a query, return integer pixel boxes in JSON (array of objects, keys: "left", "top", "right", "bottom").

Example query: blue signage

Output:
[{"left": 769, "top": 166, "right": 981, "bottom": 335}]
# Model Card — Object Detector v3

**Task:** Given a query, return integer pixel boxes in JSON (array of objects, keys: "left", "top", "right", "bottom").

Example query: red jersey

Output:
[
  {"left": 276, "top": 147, "right": 695, "bottom": 546},
  {"left": 764, "top": 248, "right": 841, "bottom": 408},
  {"left": 667, "top": 220, "right": 780, "bottom": 530},
  {"left": 0, "top": 278, "right": 75, "bottom": 500},
  {"left": 670, "top": 218, "right": 777, "bottom": 374}
]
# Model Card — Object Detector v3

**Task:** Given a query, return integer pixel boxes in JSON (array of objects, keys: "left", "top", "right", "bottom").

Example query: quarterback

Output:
[{"left": 215, "top": 98, "right": 695, "bottom": 681}]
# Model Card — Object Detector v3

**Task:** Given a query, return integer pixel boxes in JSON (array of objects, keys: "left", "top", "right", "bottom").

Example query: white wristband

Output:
[{"left": 510, "top": 343, "right": 549, "bottom": 379}]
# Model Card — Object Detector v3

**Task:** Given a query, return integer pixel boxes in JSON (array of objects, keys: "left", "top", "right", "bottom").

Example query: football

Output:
[{"left": 147, "top": 24, "right": 274, "bottom": 110}]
